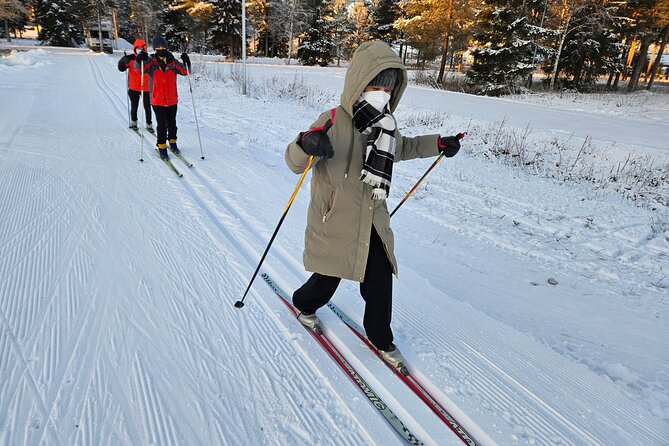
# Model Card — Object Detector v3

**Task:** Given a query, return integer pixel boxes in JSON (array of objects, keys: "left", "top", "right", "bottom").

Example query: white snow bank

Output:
[
  {"left": 505, "top": 90, "right": 669, "bottom": 123},
  {"left": 0, "top": 49, "right": 51, "bottom": 68},
  {"left": 117, "top": 38, "right": 133, "bottom": 50}
]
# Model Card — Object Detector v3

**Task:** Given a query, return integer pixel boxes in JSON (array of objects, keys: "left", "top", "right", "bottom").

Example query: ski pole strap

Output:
[{"left": 300, "top": 107, "right": 336, "bottom": 143}]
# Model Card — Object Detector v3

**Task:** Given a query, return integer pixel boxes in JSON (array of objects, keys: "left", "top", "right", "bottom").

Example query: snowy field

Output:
[{"left": 0, "top": 47, "right": 668, "bottom": 445}]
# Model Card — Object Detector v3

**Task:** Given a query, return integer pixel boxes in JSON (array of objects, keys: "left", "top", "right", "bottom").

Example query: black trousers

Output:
[
  {"left": 128, "top": 89, "right": 152, "bottom": 124},
  {"left": 152, "top": 104, "right": 178, "bottom": 146},
  {"left": 293, "top": 227, "right": 394, "bottom": 350}
]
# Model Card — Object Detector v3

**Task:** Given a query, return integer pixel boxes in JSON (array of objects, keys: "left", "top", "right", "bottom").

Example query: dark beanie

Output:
[
  {"left": 152, "top": 34, "right": 168, "bottom": 50},
  {"left": 368, "top": 68, "right": 399, "bottom": 90}
]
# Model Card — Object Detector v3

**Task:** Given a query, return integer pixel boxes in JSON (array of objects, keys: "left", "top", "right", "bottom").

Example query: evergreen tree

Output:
[
  {"left": 624, "top": 0, "right": 669, "bottom": 91},
  {"left": 248, "top": 0, "right": 270, "bottom": 55},
  {"left": 1, "top": 0, "right": 28, "bottom": 40},
  {"left": 36, "top": 0, "right": 85, "bottom": 46},
  {"left": 161, "top": 0, "right": 193, "bottom": 50},
  {"left": 367, "top": 0, "right": 397, "bottom": 43},
  {"left": 467, "top": 0, "right": 539, "bottom": 95},
  {"left": 559, "top": 1, "right": 622, "bottom": 90},
  {"left": 297, "top": 0, "right": 335, "bottom": 66},
  {"left": 114, "top": 0, "right": 136, "bottom": 42},
  {"left": 331, "top": 0, "right": 354, "bottom": 64},
  {"left": 209, "top": 0, "right": 242, "bottom": 56}
]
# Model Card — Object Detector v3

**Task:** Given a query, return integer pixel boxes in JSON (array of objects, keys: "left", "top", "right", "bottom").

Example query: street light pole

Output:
[{"left": 242, "top": 0, "right": 247, "bottom": 95}]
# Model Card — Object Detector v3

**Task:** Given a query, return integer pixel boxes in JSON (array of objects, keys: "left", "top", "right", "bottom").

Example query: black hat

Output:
[
  {"left": 368, "top": 69, "right": 398, "bottom": 90},
  {"left": 152, "top": 34, "right": 168, "bottom": 50}
]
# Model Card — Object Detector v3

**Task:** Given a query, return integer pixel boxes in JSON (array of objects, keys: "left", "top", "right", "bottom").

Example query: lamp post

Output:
[{"left": 242, "top": 0, "right": 247, "bottom": 95}]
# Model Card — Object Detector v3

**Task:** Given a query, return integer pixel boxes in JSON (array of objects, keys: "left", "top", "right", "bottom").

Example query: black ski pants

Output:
[
  {"left": 152, "top": 104, "right": 178, "bottom": 146},
  {"left": 293, "top": 227, "right": 394, "bottom": 351},
  {"left": 128, "top": 89, "right": 152, "bottom": 124}
]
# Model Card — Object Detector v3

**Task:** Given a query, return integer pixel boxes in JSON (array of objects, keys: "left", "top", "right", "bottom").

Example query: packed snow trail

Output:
[
  {"left": 1, "top": 47, "right": 667, "bottom": 445},
  {"left": 0, "top": 48, "right": 409, "bottom": 445}
]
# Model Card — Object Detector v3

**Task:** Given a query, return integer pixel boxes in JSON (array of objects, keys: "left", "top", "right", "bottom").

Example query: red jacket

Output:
[
  {"left": 117, "top": 40, "right": 149, "bottom": 92},
  {"left": 136, "top": 51, "right": 189, "bottom": 107}
]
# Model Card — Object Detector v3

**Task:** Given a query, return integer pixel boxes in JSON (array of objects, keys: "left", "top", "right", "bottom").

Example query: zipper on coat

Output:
[
  {"left": 322, "top": 186, "right": 337, "bottom": 222},
  {"left": 345, "top": 127, "right": 354, "bottom": 179}
]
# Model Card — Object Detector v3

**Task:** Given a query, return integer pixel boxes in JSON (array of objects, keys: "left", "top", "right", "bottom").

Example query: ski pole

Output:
[
  {"left": 185, "top": 65, "right": 205, "bottom": 160},
  {"left": 389, "top": 132, "right": 466, "bottom": 218},
  {"left": 235, "top": 156, "right": 315, "bottom": 309},
  {"left": 124, "top": 50, "right": 131, "bottom": 129},
  {"left": 139, "top": 60, "right": 145, "bottom": 162}
]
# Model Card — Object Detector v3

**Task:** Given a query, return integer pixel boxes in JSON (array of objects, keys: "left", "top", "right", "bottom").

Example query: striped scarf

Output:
[{"left": 352, "top": 99, "right": 396, "bottom": 200}]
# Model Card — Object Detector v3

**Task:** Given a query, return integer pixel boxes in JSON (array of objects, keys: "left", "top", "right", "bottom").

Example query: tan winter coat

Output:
[{"left": 285, "top": 41, "right": 441, "bottom": 282}]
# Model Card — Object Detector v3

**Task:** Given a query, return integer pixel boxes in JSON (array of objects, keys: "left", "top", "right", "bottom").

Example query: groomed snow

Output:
[{"left": 1, "top": 46, "right": 667, "bottom": 445}]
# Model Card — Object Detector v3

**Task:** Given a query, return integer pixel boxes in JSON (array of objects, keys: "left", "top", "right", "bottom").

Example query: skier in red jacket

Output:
[
  {"left": 118, "top": 39, "right": 153, "bottom": 133},
  {"left": 135, "top": 35, "right": 191, "bottom": 161}
]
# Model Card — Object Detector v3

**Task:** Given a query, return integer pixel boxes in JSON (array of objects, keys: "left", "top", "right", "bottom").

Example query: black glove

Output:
[
  {"left": 297, "top": 119, "right": 334, "bottom": 158},
  {"left": 136, "top": 50, "right": 149, "bottom": 63},
  {"left": 438, "top": 135, "right": 461, "bottom": 157},
  {"left": 117, "top": 55, "right": 130, "bottom": 71},
  {"left": 181, "top": 53, "right": 191, "bottom": 71}
]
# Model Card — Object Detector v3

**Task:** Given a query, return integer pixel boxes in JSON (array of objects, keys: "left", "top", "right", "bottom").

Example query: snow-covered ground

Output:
[{"left": 1, "top": 47, "right": 667, "bottom": 445}]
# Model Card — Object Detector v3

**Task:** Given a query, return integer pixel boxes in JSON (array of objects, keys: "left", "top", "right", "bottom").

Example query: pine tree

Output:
[
  {"left": 367, "top": 0, "right": 398, "bottom": 43},
  {"left": 348, "top": 0, "right": 371, "bottom": 46},
  {"left": 161, "top": 0, "right": 193, "bottom": 51},
  {"left": 558, "top": 1, "right": 622, "bottom": 90},
  {"left": 209, "top": 0, "right": 242, "bottom": 56},
  {"left": 467, "top": 0, "right": 539, "bottom": 95},
  {"left": 113, "top": 0, "right": 136, "bottom": 43},
  {"left": 331, "top": 0, "right": 354, "bottom": 64},
  {"left": 36, "top": 0, "right": 85, "bottom": 46},
  {"left": 297, "top": 0, "right": 335, "bottom": 66},
  {"left": 1, "top": 0, "right": 27, "bottom": 41}
]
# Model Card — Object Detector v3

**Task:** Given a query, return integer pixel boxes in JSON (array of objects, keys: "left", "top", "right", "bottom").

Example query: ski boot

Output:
[
  {"left": 129, "top": 120, "right": 138, "bottom": 130},
  {"left": 169, "top": 139, "right": 181, "bottom": 155},
  {"left": 156, "top": 143, "right": 169, "bottom": 160},
  {"left": 146, "top": 122, "right": 154, "bottom": 134},
  {"left": 297, "top": 311, "right": 322, "bottom": 334},
  {"left": 380, "top": 344, "right": 409, "bottom": 375}
]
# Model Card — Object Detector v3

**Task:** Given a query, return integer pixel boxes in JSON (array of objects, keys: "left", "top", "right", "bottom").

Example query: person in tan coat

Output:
[{"left": 285, "top": 41, "right": 461, "bottom": 369}]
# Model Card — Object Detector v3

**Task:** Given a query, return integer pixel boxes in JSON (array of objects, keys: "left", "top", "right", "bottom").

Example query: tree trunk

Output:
[
  {"left": 550, "top": 7, "right": 572, "bottom": 90},
  {"left": 647, "top": 23, "right": 669, "bottom": 91},
  {"left": 627, "top": 39, "right": 650, "bottom": 92},
  {"left": 97, "top": 8, "right": 103, "bottom": 53},
  {"left": 286, "top": 6, "right": 294, "bottom": 65},
  {"left": 111, "top": 9, "right": 119, "bottom": 50},
  {"left": 436, "top": 0, "right": 453, "bottom": 83},
  {"left": 4, "top": 18, "right": 11, "bottom": 42}
]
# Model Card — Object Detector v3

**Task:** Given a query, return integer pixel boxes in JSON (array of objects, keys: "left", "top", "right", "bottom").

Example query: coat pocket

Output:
[{"left": 322, "top": 186, "right": 338, "bottom": 223}]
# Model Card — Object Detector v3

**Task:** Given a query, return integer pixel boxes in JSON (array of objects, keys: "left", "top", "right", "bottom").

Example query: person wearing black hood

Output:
[{"left": 135, "top": 35, "right": 191, "bottom": 161}]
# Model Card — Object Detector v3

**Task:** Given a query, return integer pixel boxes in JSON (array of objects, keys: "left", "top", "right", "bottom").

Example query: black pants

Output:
[
  {"left": 128, "top": 89, "right": 152, "bottom": 124},
  {"left": 293, "top": 227, "right": 394, "bottom": 350},
  {"left": 152, "top": 104, "right": 178, "bottom": 146}
]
